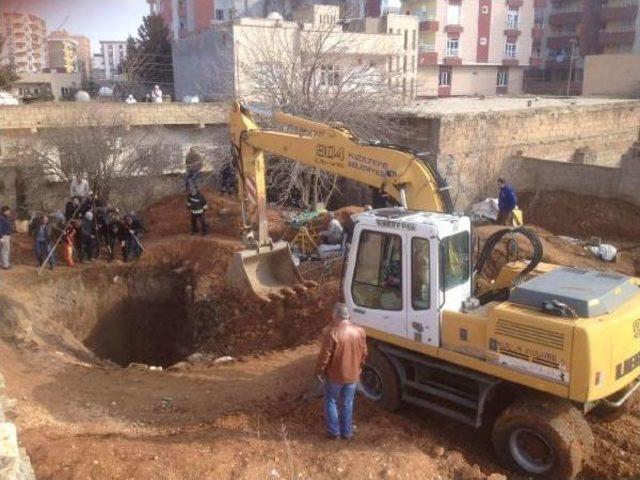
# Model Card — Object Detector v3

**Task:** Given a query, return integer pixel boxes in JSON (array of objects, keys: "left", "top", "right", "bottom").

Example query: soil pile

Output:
[{"left": 519, "top": 191, "right": 640, "bottom": 241}]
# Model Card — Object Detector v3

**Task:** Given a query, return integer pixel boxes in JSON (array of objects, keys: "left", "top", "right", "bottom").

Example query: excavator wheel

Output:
[
  {"left": 492, "top": 396, "right": 591, "bottom": 480},
  {"left": 359, "top": 346, "right": 402, "bottom": 411}
]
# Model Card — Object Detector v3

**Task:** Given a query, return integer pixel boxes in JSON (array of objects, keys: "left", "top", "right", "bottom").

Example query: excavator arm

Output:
[{"left": 227, "top": 100, "right": 453, "bottom": 300}]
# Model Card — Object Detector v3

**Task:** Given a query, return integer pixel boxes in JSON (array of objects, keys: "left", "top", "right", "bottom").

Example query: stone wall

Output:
[
  {"left": 583, "top": 54, "right": 640, "bottom": 98},
  {"left": 511, "top": 141, "right": 640, "bottom": 207},
  {"left": 421, "top": 101, "right": 640, "bottom": 209}
]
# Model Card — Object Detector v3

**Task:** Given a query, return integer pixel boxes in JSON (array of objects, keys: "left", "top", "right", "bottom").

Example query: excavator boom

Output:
[{"left": 227, "top": 101, "right": 452, "bottom": 300}]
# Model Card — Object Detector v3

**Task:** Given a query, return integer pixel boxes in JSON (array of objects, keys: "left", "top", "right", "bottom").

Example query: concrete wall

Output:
[
  {"left": 583, "top": 54, "right": 640, "bottom": 98},
  {"left": 414, "top": 101, "right": 640, "bottom": 208}
]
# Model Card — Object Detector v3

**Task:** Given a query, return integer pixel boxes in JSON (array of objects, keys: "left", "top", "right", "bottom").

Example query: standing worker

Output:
[
  {"left": 496, "top": 178, "right": 517, "bottom": 226},
  {"left": 32, "top": 214, "right": 56, "bottom": 270},
  {"left": 0, "top": 206, "right": 12, "bottom": 270},
  {"left": 316, "top": 303, "right": 368, "bottom": 440},
  {"left": 187, "top": 187, "right": 208, "bottom": 235}
]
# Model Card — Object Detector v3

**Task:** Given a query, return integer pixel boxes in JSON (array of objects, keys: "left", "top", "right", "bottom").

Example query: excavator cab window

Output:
[
  {"left": 351, "top": 230, "right": 403, "bottom": 311},
  {"left": 411, "top": 237, "right": 431, "bottom": 310},
  {"left": 439, "top": 232, "right": 470, "bottom": 291}
]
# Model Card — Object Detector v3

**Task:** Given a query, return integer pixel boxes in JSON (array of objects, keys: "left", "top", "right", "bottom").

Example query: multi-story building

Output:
[
  {"left": 0, "top": 12, "right": 47, "bottom": 73},
  {"left": 46, "top": 37, "right": 78, "bottom": 74},
  {"left": 525, "top": 0, "right": 640, "bottom": 95},
  {"left": 401, "top": 0, "right": 535, "bottom": 97},
  {"left": 48, "top": 30, "right": 92, "bottom": 78},
  {"left": 173, "top": 5, "right": 418, "bottom": 100},
  {"left": 100, "top": 40, "right": 127, "bottom": 80},
  {"left": 149, "top": 0, "right": 299, "bottom": 37},
  {"left": 91, "top": 53, "right": 107, "bottom": 81}
]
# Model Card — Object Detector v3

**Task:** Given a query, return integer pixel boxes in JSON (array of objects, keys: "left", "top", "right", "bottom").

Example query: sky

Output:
[{"left": 2, "top": 0, "right": 149, "bottom": 53}]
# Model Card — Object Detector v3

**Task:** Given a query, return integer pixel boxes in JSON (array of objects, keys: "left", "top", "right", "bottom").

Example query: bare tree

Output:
[
  {"left": 235, "top": 19, "right": 410, "bottom": 207},
  {"left": 10, "top": 106, "right": 185, "bottom": 212}
]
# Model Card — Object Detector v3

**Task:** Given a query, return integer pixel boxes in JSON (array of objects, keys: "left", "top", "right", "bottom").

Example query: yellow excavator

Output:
[{"left": 227, "top": 101, "right": 640, "bottom": 480}]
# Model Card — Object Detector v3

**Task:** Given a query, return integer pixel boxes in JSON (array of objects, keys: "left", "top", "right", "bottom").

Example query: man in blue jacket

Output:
[
  {"left": 0, "top": 206, "right": 12, "bottom": 270},
  {"left": 497, "top": 178, "right": 517, "bottom": 226}
]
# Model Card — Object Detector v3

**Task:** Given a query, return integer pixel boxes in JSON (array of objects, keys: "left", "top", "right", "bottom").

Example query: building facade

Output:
[
  {"left": 173, "top": 5, "right": 418, "bottom": 100},
  {"left": 525, "top": 0, "right": 640, "bottom": 95},
  {"left": 402, "top": 0, "right": 534, "bottom": 97},
  {"left": 10, "top": 71, "right": 82, "bottom": 102},
  {"left": 0, "top": 12, "right": 47, "bottom": 73},
  {"left": 48, "top": 30, "right": 92, "bottom": 78},
  {"left": 100, "top": 41, "right": 127, "bottom": 80},
  {"left": 46, "top": 37, "right": 78, "bottom": 74}
]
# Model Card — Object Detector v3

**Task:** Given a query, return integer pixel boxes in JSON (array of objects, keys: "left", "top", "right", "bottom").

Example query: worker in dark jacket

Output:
[
  {"left": 0, "top": 206, "right": 12, "bottom": 270},
  {"left": 31, "top": 214, "right": 57, "bottom": 269},
  {"left": 122, "top": 214, "right": 143, "bottom": 261},
  {"left": 316, "top": 303, "right": 368, "bottom": 440},
  {"left": 497, "top": 178, "right": 517, "bottom": 226},
  {"left": 187, "top": 187, "right": 208, "bottom": 235},
  {"left": 64, "top": 196, "right": 81, "bottom": 221},
  {"left": 79, "top": 211, "right": 97, "bottom": 262}
]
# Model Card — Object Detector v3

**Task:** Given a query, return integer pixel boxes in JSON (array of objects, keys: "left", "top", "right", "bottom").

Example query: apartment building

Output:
[
  {"left": 46, "top": 37, "right": 78, "bottom": 74},
  {"left": 401, "top": 0, "right": 534, "bottom": 97},
  {"left": 148, "top": 0, "right": 300, "bottom": 37},
  {"left": 0, "top": 12, "right": 47, "bottom": 73},
  {"left": 48, "top": 30, "right": 92, "bottom": 78},
  {"left": 525, "top": 0, "right": 640, "bottom": 95},
  {"left": 100, "top": 41, "right": 127, "bottom": 80},
  {"left": 173, "top": 5, "right": 418, "bottom": 100}
]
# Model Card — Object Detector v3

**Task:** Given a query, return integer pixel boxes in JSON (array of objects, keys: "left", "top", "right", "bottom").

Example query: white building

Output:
[{"left": 100, "top": 40, "right": 127, "bottom": 80}]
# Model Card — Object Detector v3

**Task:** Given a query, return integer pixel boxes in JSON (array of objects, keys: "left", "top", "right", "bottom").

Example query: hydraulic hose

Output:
[{"left": 474, "top": 227, "right": 544, "bottom": 287}]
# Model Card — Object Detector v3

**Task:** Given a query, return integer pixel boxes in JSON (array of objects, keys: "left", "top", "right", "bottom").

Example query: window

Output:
[
  {"left": 439, "top": 232, "right": 470, "bottom": 290},
  {"left": 404, "top": 29, "right": 408, "bottom": 49},
  {"left": 506, "top": 9, "right": 519, "bottom": 29},
  {"left": 352, "top": 231, "right": 403, "bottom": 311},
  {"left": 216, "top": 9, "right": 224, "bottom": 20},
  {"left": 320, "top": 65, "right": 340, "bottom": 87},
  {"left": 403, "top": 55, "right": 407, "bottom": 72},
  {"left": 446, "top": 37, "right": 459, "bottom": 57},
  {"left": 481, "top": 5, "right": 489, "bottom": 14},
  {"left": 497, "top": 68, "right": 508, "bottom": 86},
  {"left": 412, "top": 30, "right": 416, "bottom": 50},
  {"left": 412, "top": 238, "right": 430, "bottom": 310},
  {"left": 439, "top": 65, "right": 451, "bottom": 86},
  {"left": 447, "top": 3, "right": 460, "bottom": 25},
  {"left": 505, "top": 41, "right": 517, "bottom": 59},
  {"left": 480, "top": 37, "right": 487, "bottom": 46}
]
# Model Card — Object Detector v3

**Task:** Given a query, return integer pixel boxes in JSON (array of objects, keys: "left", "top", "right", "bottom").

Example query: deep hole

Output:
[{"left": 83, "top": 269, "right": 198, "bottom": 368}]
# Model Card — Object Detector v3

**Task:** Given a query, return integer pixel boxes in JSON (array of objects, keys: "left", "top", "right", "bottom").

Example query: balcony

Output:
[
  {"left": 178, "top": 3, "right": 187, "bottom": 17},
  {"left": 599, "top": 4, "right": 638, "bottom": 22},
  {"left": 444, "top": 47, "right": 461, "bottom": 64},
  {"left": 504, "top": 20, "right": 521, "bottom": 36},
  {"left": 534, "top": 0, "right": 548, "bottom": 6},
  {"left": 503, "top": 49, "right": 519, "bottom": 66},
  {"left": 507, "top": 0, "right": 523, "bottom": 7},
  {"left": 598, "top": 28, "right": 636, "bottom": 45},
  {"left": 548, "top": 11, "right": 582, "bottom": 26},
  {"left": 445, "top": 24, "right": 464, "bottom": 34},
  {"left": 419, "top": 20, "right": 439, "bottom": 32},
  {"left": 530, "top": 56, "right": 544, "bottom": 67},
  {"left": 532, "top": 23, "right": 544, "bottom": 40},
  {"left": 546, "top": 35, "right": 576, "bottom": 49},
  {"left": 418, "top": 44, "right": 438, "bottom": 65}
]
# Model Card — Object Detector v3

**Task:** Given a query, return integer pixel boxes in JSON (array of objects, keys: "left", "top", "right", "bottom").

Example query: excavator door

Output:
[{"left": 227, "top": 240, "right": 311, "bottom": 302}]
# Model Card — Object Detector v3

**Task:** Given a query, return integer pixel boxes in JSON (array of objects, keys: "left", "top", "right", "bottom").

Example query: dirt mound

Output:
[{"left": 519, "top": 191, "right": 640, "bottom": 241}]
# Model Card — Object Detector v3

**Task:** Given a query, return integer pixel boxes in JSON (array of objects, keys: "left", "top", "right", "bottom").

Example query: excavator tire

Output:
[
  {"left": 492, "top": 396, "right": 589, "bottom": 480},
  {"left": 360, "top": 346, "right": 402, "bottom": 411}
]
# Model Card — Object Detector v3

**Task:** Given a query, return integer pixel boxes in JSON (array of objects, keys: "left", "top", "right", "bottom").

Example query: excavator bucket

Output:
[{"left": 226, "top": 241, "right": 313, "bottom": 301}]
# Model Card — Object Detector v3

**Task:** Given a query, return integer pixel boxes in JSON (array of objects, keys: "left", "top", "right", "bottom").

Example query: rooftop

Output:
[{"left": 403, "top": 96, "right": 639, "bottom": 118}]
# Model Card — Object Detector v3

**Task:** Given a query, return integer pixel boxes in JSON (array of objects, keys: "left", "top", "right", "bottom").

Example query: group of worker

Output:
[{"left": 28, "top": 174, "right": 144, "bottom": 270}]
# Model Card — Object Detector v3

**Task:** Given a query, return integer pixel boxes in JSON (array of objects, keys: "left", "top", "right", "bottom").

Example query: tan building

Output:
[
  {"left": 173, "top": 5, "right": 418, "bottom": 100},
  {"left": 0, "top": 12, "right": 47, "bottom": 73},
  {"left": 401, "top": 0, "right": 534, "bottom": 97},
  {"left": 46, "top": 37, "right": 78, "bottom": 74},
  {"left": 583, "top": 53, "right": 640, "bottom": 97},
  {"left": 48, "top": 30, "right": 92, "bottom": 78},
  {"left": 10, "top": 71, "right": 82, "bottom": 102}
]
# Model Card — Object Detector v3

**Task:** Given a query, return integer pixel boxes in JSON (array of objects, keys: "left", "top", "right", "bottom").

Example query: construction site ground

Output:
[{"left": 1, "top": 190, "right": 640, "bottom": 480}]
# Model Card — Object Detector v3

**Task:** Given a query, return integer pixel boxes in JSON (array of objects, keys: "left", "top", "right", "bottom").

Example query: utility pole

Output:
[{"left": 566, "top": 37, "right": 577, "bottom": 97}]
